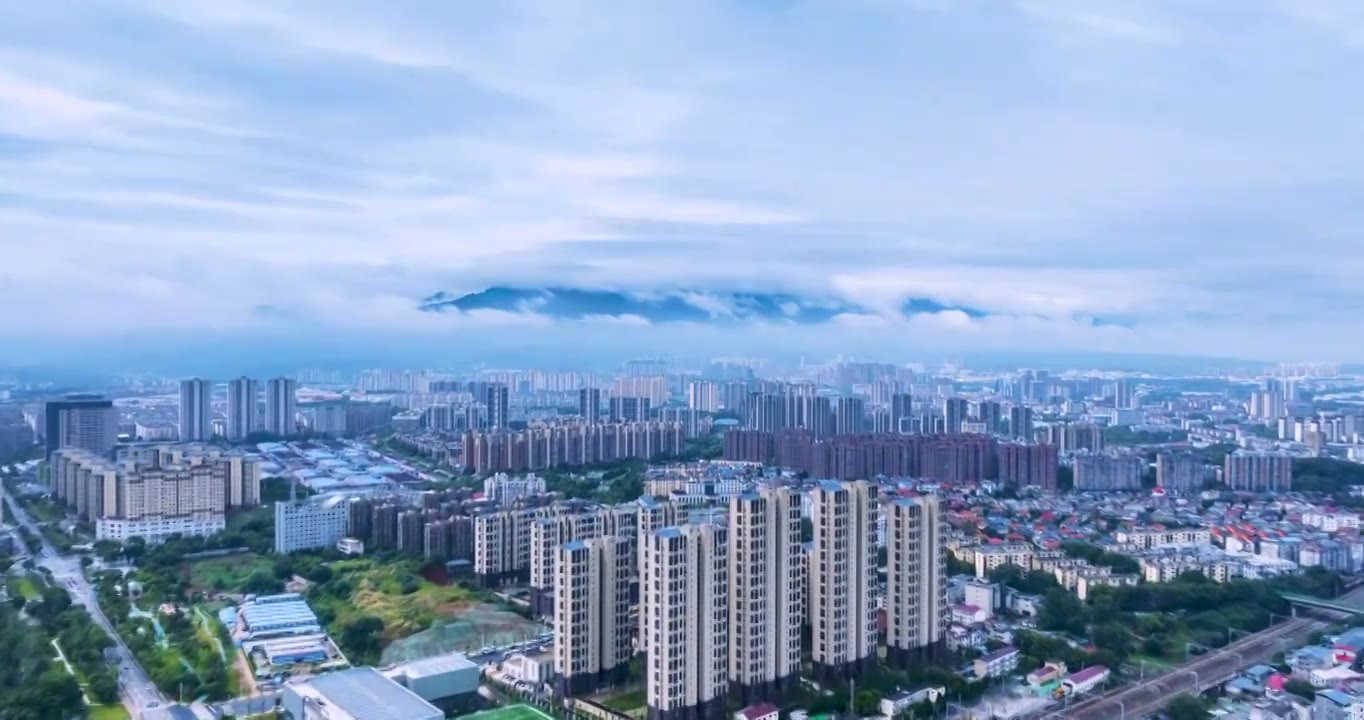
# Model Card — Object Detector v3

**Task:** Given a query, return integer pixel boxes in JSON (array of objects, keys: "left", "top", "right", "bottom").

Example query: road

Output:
[
  {"left": 1048, "top": 585, "right": 1364, "bottom": 720},
  {"left": 3, "top": 491, "right": 168, "bottom": 718}
]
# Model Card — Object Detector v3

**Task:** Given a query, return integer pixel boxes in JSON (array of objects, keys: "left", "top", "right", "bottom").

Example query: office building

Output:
[
  {"left": 553, "top": 536, "right": 635, "bottom": 698},
  {"left": 642, "top": 524, "right": 728, "bottom": 720},
  {"left": 179, "top": 378, "right": 213, "bottom": 441},
  {"left": 1156, "top": 452, "right": 1206, "bottom": 493},
  {"left": 579, "top": 388, "right": 603, "bottom": 424},
  {"left": 265, "top": 377, "right": 298, "bottom": 436},
  {"left": 1073, "top": 452, "right": 1145, "bottom": 491},
  {"left": 688, "top": 381, "right": 719, "bottom": 413},
  {"left": 1008, "top": 405, "right": 1034, "bottom": 441},
  {"left": 275, "top": 496, "right": 350, "bottom": 554},
  {"left": 1224, "top": 452, "right": 1293, "bottom": 492},
  {"left": 808, "top": 480, "right": 879, "bottom": 681},
  {"left": 885, "top": 495, "right": 947, "bottom": 666},
  {"left": 729, "top": 487, "right": 802, "bottom": 705},
  {"left": 43, "top": 395, "right": 117, "bottom": 460},
  {"left": 227, "top": 377, "right": 259, "bottom": 440}
]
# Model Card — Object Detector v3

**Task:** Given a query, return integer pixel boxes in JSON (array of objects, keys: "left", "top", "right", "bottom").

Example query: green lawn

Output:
[
  {"left": 87, "top": 705, "right": 131, "bottom": 720},
  {"left": 187, "top": 553, "right": 275, "bottom": 592},
  {"left": 21, "top": 496, "right": 65, "bottom": 523},
  {"left": 12, "top": 572, "right": 44, "bottom": 600}
]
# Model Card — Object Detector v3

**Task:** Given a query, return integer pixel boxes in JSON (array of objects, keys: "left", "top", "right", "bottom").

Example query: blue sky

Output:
[{"left": 3, "top": 0, "right": 1363, "bottom": 361}]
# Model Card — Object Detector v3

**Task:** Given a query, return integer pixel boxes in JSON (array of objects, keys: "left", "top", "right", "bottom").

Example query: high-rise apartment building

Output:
[
  {"left": 942, "top": 397, "right": 968, "bottom": 434},
  {"left": 1156, "top": 452, "right": 1206, "bottom": 493},
  {"left": 530, "top": 511, "right": 606, "bottom": 617},
  {"left": 274, "top": 496, "right": 349, "bottom": 553},
  {"left": 227, "top": 377, "right": 259, "bottom": 440},
  {"left": 579, "top": 388, "right": 603, "bottom": 424},
  {"left": 997, "top": 443, "right": 1059, "bottom": 490},
  {"left": 554, "top": 536, "right": 635, "bottom": 698},
  {"left": 44, "top": 395, "right": 117, "bottom": 459},
  {"left": 179, "top": 378, "right": 213, "bottom": 441},
  {"left": 885, "top": 495, "right": 947, "bottom": 666},
  {"left": 835, "top": 396, "right": 865, "bottom": 435},
  {"left": 642, "top": 524, "right": 728, "bottom": 720},
  {"left": 1224, "top": 452, "right": 1293, "bottom": 492},
  {"left": 1008, "top": 405, "right": 1034, "bottom": 441},
  {"left": 1073, "top": 452, "right": 1145, "bottom": 491},
  {"left": 975, "top": 400, "right": 1003, "bottom": 434},
  {"left": 890, "top": 393, "right": 914, "bottom": 434},
  {"left": 1114, "top": 378, "right": 1135, "bottom": 410},
  {"left": 53, "top": 444, "right": 261, "bottom": 542},
  {"left": 486, "top": 384, "right": 510, "bottom": 430},
  {"left": 728, "top": 487, "right": 802, "bottom": 705},
  {"left": 808, "top": 480, "right": 879, "bottom": 682},
  {"left": 687, "top": 381, "right": 720, "bottom": 413},
  {"left": 265, "top": 377, "right": 298, "bottom": 436},
  {"left": 609, "top": 396, "right": 651, "bottom": 423}
]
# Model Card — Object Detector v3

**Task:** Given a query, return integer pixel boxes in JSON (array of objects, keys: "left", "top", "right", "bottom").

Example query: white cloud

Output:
[{"left": 1, "top": 0, "right": 1363, "bottom": 359}]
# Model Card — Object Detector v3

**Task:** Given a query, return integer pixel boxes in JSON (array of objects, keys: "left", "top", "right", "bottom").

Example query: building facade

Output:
[
  {"left": 642, "top": 524, "right": 728, "bottom": 720},
  {"left": 728, "top": 487, "right": 802, "bottom": 705},
  {"left": 179, "top": 378, "right": 214, "bottom": 442},
  {"left": 553, "top": 536, "right": 635, "bottom": 698},
  {"left": 808, "top": 480, "right": 878, "bottom": 681},
  {"left": 885, "top": 495, "right": 947, "bottom": 666}
]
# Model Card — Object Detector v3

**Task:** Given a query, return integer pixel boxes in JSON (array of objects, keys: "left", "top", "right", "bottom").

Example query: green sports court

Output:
[{"left": 458, "top": 704, "right": 555, "bottom": 720}]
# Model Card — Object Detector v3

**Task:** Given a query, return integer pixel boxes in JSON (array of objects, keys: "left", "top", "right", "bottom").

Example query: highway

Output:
[
  {"left": 1047, "top": 585, "right": 1364, "bottom": 720},
  {"left": 3, "top": 491, "right": 168, "bottom": 718}
]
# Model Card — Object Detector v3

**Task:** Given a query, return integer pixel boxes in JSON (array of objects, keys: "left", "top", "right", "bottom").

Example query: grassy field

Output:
[
  {"left": 87, "top": 704, "right": 131, "bottom": 720},
  {"left": 10, "top": 572, "right": 45, "bottom": 600},
  {"left": 187, "top": 553, "right": 276, "bottom": 593},
  {"left": 317, "top": 558, "right": 477, "bottom": 640}
]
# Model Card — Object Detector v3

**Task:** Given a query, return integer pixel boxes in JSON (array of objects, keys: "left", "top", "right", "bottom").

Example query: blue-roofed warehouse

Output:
[{"left": 238, "top": 593, "right": 322, "bottom": 640}]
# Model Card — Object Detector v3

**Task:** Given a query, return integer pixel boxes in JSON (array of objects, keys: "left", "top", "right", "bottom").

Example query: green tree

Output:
[
  {"left": 1284, "top": 678, "right": 1316, "bottom": 700},
  {"left": 1164, "top": 694, "right": 1209, "bottom": 720}
]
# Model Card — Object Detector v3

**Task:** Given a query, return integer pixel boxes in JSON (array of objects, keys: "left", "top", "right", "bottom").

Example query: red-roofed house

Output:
[{"left": 734, "top": 703, "right": 778, "bottom": 720}]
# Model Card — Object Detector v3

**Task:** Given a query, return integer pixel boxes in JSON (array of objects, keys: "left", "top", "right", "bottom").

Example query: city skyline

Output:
[{"left": 4, "top": 3, "right": 1364, "bottom": 360}]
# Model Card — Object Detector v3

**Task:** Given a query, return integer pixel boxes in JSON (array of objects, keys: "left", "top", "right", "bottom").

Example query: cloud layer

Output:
[{"left": 4, "top": 1, "right": 1364, "bottom": 360}]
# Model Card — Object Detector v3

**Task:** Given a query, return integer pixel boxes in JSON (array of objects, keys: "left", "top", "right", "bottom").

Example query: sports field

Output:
[{"left": 459, "top": 704, "right": 554, "bottom": 720}]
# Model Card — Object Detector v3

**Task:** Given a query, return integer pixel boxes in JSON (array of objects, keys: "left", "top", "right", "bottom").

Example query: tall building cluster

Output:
[
  {"left": 179, "top": 376, "right": 299, "bottom": 441},
  {"left": 461, "top": 421, "right": 689, "bottom": 475},
  {"left": 50, "top": 444, "right": 260, "bottom": 542},
  {"left": 1224, "top": 451, "right": 1293, "bottom": 492},
  {"left": 725, "top": 430, "right": 1057, "bottom": 487}
]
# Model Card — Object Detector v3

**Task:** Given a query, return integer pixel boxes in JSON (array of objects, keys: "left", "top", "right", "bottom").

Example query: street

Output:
[{"left": 3, "top": 491, "right": 167, "bottom": 718}]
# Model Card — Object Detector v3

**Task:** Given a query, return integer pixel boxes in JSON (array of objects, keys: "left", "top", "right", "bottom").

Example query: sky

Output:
[{"left": 3, "top": 0, "right": 1364, "bottom": 365}]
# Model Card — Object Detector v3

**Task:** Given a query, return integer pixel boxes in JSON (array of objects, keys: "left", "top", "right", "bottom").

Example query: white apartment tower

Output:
[
  {"left": 687, "top": 381, "right": 719, "bottom": 413},
  {"left": 265, "top": 377, "right": 298, "bottom": 436},
  {"left": 179, "top": 378, "right": 213, "bottom": 441},
  {"left": 728, "top": 486, "right": 802, "bottom": 705},
  {"left": 809, "top": 480, "right": 879, "bottom": 682},
  {"left": 530, "top": 511, "right": 606, "bottom": 618},
  {"left": 885, "top": 495, "right": 948, "bottom": 667},
  {"left": 553, "top": 536, "right": 635, "bottom": 698},
  {"left": 227, "top": 377, "right": 259, "bottom": 440},
  {"left": 642, "top": 524, "right": 728, "bottom": 720}
]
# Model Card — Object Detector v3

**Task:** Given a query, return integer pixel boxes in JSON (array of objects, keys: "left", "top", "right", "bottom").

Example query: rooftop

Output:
[{"left": 295, "top": 667, "right": 441, "bottom": 720}]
